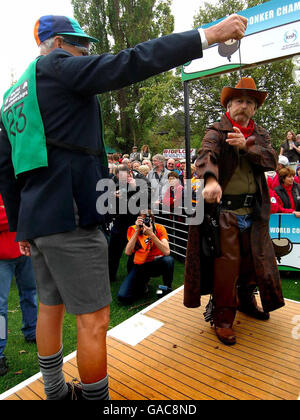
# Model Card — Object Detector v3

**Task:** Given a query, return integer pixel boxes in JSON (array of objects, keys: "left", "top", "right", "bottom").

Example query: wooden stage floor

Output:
[{"left": 1, "top": 286, "right": 300, "bottom": 401}]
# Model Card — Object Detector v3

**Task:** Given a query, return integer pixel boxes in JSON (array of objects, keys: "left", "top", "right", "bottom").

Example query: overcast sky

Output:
[{"left": 0, "top": 0, "right": 214, "bottom": 104}]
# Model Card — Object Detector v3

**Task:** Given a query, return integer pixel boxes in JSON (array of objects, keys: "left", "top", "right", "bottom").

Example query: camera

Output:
[{"left": 143, "top": 216, "right": 151, "bottom": 227}]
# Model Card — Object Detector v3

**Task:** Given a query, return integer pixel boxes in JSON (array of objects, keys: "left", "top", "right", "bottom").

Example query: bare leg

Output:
[
  {"left": 76, "top": 305, "right": 110, "bottom": 384},
  {"left": 36, "top": 303, "right": 65, "bottom": 356}
]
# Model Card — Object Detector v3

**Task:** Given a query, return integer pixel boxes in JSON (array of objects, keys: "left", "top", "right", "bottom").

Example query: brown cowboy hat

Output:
[{"left": 220, "top": 77, "right": 268, "bottom": 109}]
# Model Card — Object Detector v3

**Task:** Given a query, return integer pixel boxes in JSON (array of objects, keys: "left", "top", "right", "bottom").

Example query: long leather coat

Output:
[{"left": 184, "top": 114, "right": 285, "bottom": 313}]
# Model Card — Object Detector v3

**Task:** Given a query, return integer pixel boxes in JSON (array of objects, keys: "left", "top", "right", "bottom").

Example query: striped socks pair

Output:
[{"left": 38, "top": 346, "right": 110, "bottom": 400}]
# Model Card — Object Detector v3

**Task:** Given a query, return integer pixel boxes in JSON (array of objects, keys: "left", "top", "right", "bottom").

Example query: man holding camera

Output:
[
  {"left": 108, "top": 165, "right": 151, "bottom": 282},
  {"left": 117, "top": 211, "right": 174, "bottom": 303}
]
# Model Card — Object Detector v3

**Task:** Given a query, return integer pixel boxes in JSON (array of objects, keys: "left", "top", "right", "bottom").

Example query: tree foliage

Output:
[
  {"left": 71, "top": 0, "right": 175, "bottom": 152},
  {"left": 71, "top": 0, "right": 299, "bottom": 154},
  {"left": 188, "top": 0, "right": 300, "bottom": 151}
]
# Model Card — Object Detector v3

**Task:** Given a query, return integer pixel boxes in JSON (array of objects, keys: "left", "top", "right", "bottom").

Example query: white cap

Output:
[{"left": 278, "top": 155, "right": 289, "bottom": 166}]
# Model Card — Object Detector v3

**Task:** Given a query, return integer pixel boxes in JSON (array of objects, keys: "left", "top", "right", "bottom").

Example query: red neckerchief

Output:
[{"left": 225, "top": 112, "right": 255, "bottom": 139}]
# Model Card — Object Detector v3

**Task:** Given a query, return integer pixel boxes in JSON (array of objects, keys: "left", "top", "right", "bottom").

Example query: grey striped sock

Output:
[
  {"left": 81, "top": 374, "right": 110, "bottom": 400},
  {"left": 38, "top": 346, "right": 68, "bottom": 400}
]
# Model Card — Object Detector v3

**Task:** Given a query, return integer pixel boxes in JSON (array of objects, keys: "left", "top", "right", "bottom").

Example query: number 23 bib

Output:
[{"left": 1, "top": 58, "right": 48, "bottom": 177}]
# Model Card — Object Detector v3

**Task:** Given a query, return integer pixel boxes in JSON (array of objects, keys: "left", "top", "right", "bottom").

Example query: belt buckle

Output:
[{"left": 243, "top": 194, "right": 253, "bottom": 207}]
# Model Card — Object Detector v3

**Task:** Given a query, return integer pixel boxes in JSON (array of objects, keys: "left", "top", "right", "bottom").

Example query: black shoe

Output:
[
  {"left": 25, "top": 337, "right": 36, "bottom": 344},
  {"left": 64, "top": 379, "right": 83, "bottom": 400},
  {"left": 238, "top": 305, "right": 270, "bottom": 320},
  {"left": 156, "top": 285, "right": 172, "bottom": 298},
  {"left": 0, "top": 357, "right": 8, "bottom": 376}
]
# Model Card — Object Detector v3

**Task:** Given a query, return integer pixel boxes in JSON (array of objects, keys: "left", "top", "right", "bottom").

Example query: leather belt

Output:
[{"left": 221, "top": 194, "right": 256, "bottom": 210}]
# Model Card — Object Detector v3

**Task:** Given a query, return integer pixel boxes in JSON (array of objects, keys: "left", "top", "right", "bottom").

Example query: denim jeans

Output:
[
  {"left": 0, "top": 256, "right": 37, "bottom": 358},
  {"left": 118, "top": 255, "right": 174, "bottom": 303},
  {"left": 235, "top": 214, "right": 253, "bottom": 232}
]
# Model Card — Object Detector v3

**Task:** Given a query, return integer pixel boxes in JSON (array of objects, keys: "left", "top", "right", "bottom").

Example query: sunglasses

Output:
[{"left": 60, "top": 36, "right": 90, "bottom": 56}]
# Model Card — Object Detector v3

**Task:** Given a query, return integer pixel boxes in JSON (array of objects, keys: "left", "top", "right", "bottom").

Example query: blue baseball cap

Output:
[{"left": 34, "top": 15, "right": 99, "bottom": 46}]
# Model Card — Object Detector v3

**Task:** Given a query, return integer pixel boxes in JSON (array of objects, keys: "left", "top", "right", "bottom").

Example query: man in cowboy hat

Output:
[{"left": 184, "top": 77, "right": 284, "bottom": 345}]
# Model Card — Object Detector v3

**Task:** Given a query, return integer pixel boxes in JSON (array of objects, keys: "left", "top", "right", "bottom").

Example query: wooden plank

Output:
[
  {"left": 2, "top": 288, "right": 299, "bottom": 401},
  {"left": 147, "top": 308, "right": 300, "bottom": 385},
  {"left": 15, "top": 386, "right": 42, "bottom": 400},
  {"left": 4, "top": 394, "right": 22, "bottom": 400},
  {"left": 107, "top": 354, "right": 193, "bottom": 400},
  {"left": 148, "top": 305, "right": 300, "bottom": 376},
  {"left": 109, "top": 388, "right": 127, "bottom": 400},
  {"left": 143, "top": 333, "right": 296, "bottom": 400},
  {"left": 108, "top": 339, "right": 227, "bottom": 400},
  {"left": 109, "top": 338, "right": 246, "bottom": 400},
  {"left": 159, "top": 308, "right": 300, "bottom": 365},
  {"left": 166, "top": 294, "right": 300, "bottom": 350},
  {"left": 146, "top": 332, "right": 298, "bottom": 398},
  {"left": 27, "top": 379, "right": 46, "bottom": 400},
  {"left": 108, "top": 369, "right": 151, "bottom": 400},
  {"left": 148, "top": 309, "right": 300, "bottom": 388}
]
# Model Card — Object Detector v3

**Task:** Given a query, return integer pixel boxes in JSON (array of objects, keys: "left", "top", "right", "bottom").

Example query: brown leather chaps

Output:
[{"left": 213, "top": 211, "right": 256, "bottom": 328}]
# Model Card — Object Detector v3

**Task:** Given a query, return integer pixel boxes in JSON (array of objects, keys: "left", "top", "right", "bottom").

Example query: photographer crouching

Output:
[{"left": 117, "top": 210, "right": 174, "bottom": 304}]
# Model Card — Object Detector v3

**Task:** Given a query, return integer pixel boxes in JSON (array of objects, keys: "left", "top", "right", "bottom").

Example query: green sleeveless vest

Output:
[
  {"left": 1, "top": 58, "right": 108, "bottom": 177},
  {"left": 1, "top": 58, "right": 48, "bottom": 177}
]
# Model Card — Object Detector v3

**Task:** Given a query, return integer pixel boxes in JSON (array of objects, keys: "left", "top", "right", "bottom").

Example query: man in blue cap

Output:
[{"left": 0, "top": 14, "right": 247, "bottom": 400}]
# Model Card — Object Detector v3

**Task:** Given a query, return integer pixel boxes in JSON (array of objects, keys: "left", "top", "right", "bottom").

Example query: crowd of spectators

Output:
[
  {"left": 108, "top": 137, "right": 300, "bottom": 225},
  {"left": 106, "top": 145, "right": 203, "bottom": 304}
]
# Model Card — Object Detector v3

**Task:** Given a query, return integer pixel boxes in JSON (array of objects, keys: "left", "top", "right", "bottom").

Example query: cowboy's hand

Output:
[
  {"left": 202, "top": 178, "right": 222, "bottom": 203},
  {"left": 226, "top": 127, "right": 247, "bottom": 150},
  {"left": 19, "top": 240, "right": 31, "bottom": 256},
  {"left": 205, "top": 14, "right": 248, "bottom": 45}
]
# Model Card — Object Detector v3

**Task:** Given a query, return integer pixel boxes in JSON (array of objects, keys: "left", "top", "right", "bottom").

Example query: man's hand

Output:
[
  {"left": 226, "top": 127, "right": 247, "bottom": 150},
  {"left": 205, "top": 14, "right": 248, "bottom": 46},
  {"left": 202, "top": 177, "right": 222, "bottom": 203},
  {"left": 143, "top": 223, "right": 154, "bottom": 237},
  {"left": 293, "top": 211, "right": 300, "bottom": 218},
  {"left": 293, "top": 144, "right": 300, "bottom": 153},
  {"left": 19, "top": 240, "right": 31, "bottom": 256},
  {"left": 127, "top": 175, "right": 136, "bottom": 190},
  {"left": 135, "top": 216, "right": 144, "bottom": 231}
]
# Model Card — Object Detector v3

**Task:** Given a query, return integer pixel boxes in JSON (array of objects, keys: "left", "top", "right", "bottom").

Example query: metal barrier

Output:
[{"left": 154, "top": 207, "right": 189, "bottom": 260}]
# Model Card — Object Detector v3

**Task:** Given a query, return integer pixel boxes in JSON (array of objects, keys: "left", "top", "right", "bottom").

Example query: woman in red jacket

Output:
[
  {"left": 162, "top": 171, "right": 184, "bottom": 211},
  {"left": 271, "top": 168, "right": 300, "bottom": 217},
  {"left": 0, "top": 195, "right": 37, "bottom": 376}
]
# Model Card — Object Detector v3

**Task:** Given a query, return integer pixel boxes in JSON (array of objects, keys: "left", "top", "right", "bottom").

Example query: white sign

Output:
[
  {"left": 182, "top": 0, "right": 300, "bottom": 81},
  {"left": 108, "top": 314, "right": 164, "bottom": 346},
  {"left": 269, "top": 213, "right": 300, "bottom": 271},
  {"left": 163, "top": 148, "right": 196, "bottom": 159}
]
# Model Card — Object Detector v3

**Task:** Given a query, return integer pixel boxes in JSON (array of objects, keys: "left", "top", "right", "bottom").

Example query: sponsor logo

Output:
[{"left": 284, "top": 29, "right": 298, "bottom": 43}]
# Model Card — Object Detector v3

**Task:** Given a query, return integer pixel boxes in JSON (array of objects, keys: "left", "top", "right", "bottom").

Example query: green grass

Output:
[
  {"left": 0, "top": 256, "right": 186, "bottom": 395},
  {"left": 279, "top": 271, "right": 300, "bottom": 302},
  {"left": 0, "top": 256, "right": 299, "bottom": 396}
]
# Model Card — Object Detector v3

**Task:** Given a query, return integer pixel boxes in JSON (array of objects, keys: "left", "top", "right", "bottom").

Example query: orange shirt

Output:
[{"left": 127, "top": 224, "right": 169, "bottom": 265}]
